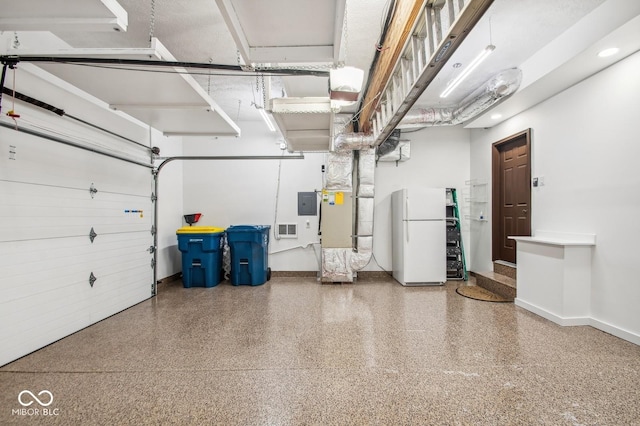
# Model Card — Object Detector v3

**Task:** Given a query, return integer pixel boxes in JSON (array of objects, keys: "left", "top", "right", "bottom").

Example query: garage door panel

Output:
[
  {"left": 1, "top": 127, "right": 150, "bottom": 187},
  {"left": 0, "top": 194, "right": 153, "bottom": 220},
  {"left": 0, "top": 280, "right": 90, "bottom": 336},
  {"left": 0, "top": 261, "right": 151, "bottom": 328},
  {"left": 0, "top": 181, "right": 152, "bottom": 242},
  {"left": 89, "top": 271, "right": 153, "bottom": 323},
  {"left": 0, "top": 232, "right": 152, "bottom": 259},
  {"left": 1, "top": 223, "right": 151, "bottom": 241},
  {"left": 1, "top": 241, "right": 152, "bottom": 299},
  {"left": 0, "top": 182, "right": 151, "bottom": 207},
  {"left": 1, "top": 313, "right": 92, "bottom": 368}
]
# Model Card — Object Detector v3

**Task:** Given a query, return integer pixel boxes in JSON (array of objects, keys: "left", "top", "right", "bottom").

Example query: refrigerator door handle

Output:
[
  {"left": 405, "top": 196, "right": 409, "bottom": 221},
  {"left": 405, "top": 196, "right": 410, "bottom": 242},
  {"left": 405, "top": 220, "right": 409, "bottom": 242}
]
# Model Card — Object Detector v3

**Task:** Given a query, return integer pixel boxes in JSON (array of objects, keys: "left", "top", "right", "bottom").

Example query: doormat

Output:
[{"left": 456, "top": 285, "right": 512, "bottom": 303}]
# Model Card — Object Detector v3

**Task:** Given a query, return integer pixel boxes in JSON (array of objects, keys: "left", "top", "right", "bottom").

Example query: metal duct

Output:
[
  {"left": 376, "top": 129, "right": 401, "bottom": 157},
  {"left": 332, "top": 131, "right": 375, "bottom": 152},
  {"left": 350, "top": 148, "right": 375, "bottom": 271},
  {"left": 398, "top": 68, "right": 522, "bottom": 129},
  {"left": 377, "top": 140, "right": 410, "bottom": 162},
  {"left": 325, "top": 150, "right": 354, "bottom": 191}
]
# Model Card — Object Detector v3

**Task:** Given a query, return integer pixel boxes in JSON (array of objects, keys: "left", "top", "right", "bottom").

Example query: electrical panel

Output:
[{"left": 298, "top": 192, "right": 317, "bottom": 216}]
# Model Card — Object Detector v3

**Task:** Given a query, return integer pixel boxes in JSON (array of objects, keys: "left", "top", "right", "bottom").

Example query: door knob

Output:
[{"left": 523, "top": 209, "right": 528, "bottom": 214}]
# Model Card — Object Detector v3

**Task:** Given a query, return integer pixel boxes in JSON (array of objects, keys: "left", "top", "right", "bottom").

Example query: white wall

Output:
[
  {"left": 181, "top": 121, "right": 325, "bottom": 271},
  {"left": 470, "top": 51, "right": 640, "bottom": 341},
  {"left": 153, "top": 131, "right": 184, "bottom": 280},
  {"left": 367, "top": 126, "right": 471, "bottom": 271},
  {"left": 181, "top": 124, "right": 471, "bottom": 273}
]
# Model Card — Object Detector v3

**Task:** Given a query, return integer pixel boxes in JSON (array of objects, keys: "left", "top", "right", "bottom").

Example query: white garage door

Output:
[{"left": 0, "top": 122, "right": 154, "bottom": 366}]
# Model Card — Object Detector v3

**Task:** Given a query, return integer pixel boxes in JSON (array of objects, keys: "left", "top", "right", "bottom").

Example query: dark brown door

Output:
[{"left": 492, "top": 129, "right": 531, "bottom": 264}]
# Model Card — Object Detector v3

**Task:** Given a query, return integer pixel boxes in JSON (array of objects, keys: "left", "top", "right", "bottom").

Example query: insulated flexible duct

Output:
[{"left": 397, "top": 68, "right": 522, "bottom": 129}]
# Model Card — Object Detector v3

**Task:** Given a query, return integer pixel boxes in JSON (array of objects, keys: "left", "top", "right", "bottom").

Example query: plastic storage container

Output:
[
  {"left": 176, "top": 226, "right": 225, "bottom": 288},
  {"left": 226, "top": 225, "right": 271, "bottom": 286}
]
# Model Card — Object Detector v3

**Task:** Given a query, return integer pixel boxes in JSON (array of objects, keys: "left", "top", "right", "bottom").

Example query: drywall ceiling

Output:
[
  {"left": 1, "top": 0, "right": 639, "bottom": 147},
  {"left": 411, "top": 0, "right": 640, "bottom": 129},
  {"left": 215, "top": 0, "right": 346, "bottom": 64}
]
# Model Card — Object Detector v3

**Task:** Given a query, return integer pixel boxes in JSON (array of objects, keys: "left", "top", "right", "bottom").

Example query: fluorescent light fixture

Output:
[
  {"left": 258, "top": 107, "right": 276, "bottom": 132},
  {"left": 440, "top": 45, "right": 495, "bottom": 98},
  {"left": 598, "top": 47, "right": 619, "bottom": 58},
  {"left": 491, "top": 113, "right": 502, "bottom": 120}
]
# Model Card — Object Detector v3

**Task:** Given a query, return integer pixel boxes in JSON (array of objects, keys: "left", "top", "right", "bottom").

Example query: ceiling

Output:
[{"left": 1, "top": 0, "right": 639, "bottom": 149}]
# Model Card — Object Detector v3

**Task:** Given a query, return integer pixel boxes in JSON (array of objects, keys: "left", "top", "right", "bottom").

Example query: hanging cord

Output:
[
  {"left": 272, "top": 150, "right": 285, "bottom": 240},
  {"left": 7, "top": 66, "right": 20, "bottom": 129},
  {"left": 148, "top": 0, "right": 156, "bottom": 46}
]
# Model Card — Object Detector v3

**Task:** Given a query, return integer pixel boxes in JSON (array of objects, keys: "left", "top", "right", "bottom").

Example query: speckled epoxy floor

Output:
[{"left": 1, "top": 276, "right": 639, "bottom": 425}]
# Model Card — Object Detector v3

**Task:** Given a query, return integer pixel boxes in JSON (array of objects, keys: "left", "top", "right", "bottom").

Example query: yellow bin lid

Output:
[{"left": 176, "top": 226, "right": 224, "bottom": 234}]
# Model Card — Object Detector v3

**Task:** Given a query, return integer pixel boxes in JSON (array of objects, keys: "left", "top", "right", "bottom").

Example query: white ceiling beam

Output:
[
  {"left": 0, "top": 0, "right": 127, "bottom": 32},
  {"left": 0, "top": 17, "right": 126, "bottom": 33},
  {"left": 285, "top": 130, "right": 331, "bottom": 139},
  {"left": 271, "top": 97, "right": 334, "bottom": 114},
  {"left": 109, "top": 104, "right": 214, "bottom": 111},
  {"left": 2, "top": 46, "right": 162, "bottom": 59},
  {"left": 333, "top": 0, "right": 348, "bottom": 64},
  {"left": 163, "top": 131, "right": 239, "bottom": 137},
  {"left": 215, "top": 0, "right": 251, "bottom": 65}
]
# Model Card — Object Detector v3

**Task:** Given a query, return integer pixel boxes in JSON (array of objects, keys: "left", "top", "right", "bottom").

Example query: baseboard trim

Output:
[
  {"left": 270, "top": 271, "right": 317, "bottom": 278},
  {"left": 157, "top": 272, "right": 181, "bottom": 286},
  {"left": 515, "top": 298, "right": 589, "bottom": 326},
  {"left": 515, "top": 298, "right": 639, "bottom": 346},
  {"left": 589, "top": 318, "right": 640, "bottom": 346}
]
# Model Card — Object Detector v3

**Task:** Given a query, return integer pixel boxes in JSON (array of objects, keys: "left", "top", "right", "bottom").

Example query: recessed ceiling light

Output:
[
  {"left": 598, "top": 47, "right": 619, "bottom": 58},
  {"left": 491, "top": 113, "right": 502, "bottom": 120}
]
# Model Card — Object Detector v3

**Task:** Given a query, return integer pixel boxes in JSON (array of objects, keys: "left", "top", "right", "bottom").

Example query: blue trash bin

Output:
[
  {"left": 176, "top": 226, "right": 225, "bottom": 288},
  {"left": 226, "top": 225, "right": 271, "bottom": 286}
]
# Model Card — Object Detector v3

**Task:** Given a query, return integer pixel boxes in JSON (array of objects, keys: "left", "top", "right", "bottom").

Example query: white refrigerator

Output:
[{"left": 391, "top": 188, "right": 446, "bottom": 285}]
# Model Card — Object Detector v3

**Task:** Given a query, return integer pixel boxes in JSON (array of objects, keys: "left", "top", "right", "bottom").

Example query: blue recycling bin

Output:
[
  {"left": 226, "top": 225, "right": 271, "bottom": 286},
  {"left": 176, "top": 226, "right": 225, "bottom": 288}
]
